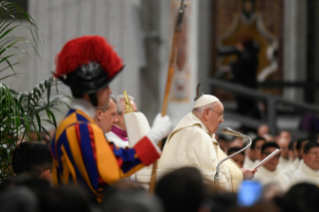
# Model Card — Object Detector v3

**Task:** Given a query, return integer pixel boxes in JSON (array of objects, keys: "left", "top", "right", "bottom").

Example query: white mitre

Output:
[{"left": 193, "top": 94, "right": 220, "bottom": 108}]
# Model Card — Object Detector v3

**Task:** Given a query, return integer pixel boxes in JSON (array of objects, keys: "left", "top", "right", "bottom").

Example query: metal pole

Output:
[{"left": 267, "top": 97, "right": 277, "bottom": 136}]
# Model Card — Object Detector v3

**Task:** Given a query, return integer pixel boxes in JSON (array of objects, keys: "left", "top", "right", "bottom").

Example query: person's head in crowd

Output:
[
  {"left": 260, "top": 142, "right": 280, "bottom": 171},
  {"left": 277, "top": 137, "right": 290, "bottom": 160},
  {"left": 103, "top": 180, "right": 145, "bottom": 202},
  {"left": 258, "top": 124, "right": 269, "bottom": 137},
  {"left": 296, "top": 139, "right": 308, "bottom": 159},
  {"left": 94, "top": 96, "right": 119, "bottom": 134},
  {"left": 155, "top": 167, "right": 205, "bottom": 212},
  {"left": 12, "top": 142, "right": 33, "bottom": 175},
  {"left": 288, "top": 140, "right": 297, "bottom": 160},
  {"left": 227, "top": 147, "right": 245, "bottom": 168},
  {"left": 278, "top": 130, "right": 291, "bottom": 141},
  {"left": 263, "top": 134, "right": 275, "bottom": 142},
  {"left": 217, "top": 135, "right": 229, "bottom": 153},
  {"left": 115, "top": 94, "right": 138, "bottom": 131},
  {"left": 39, "top": 186, "right": 91, "bottom": 212},
  {"left": 248, "top": 137, "right": 266, "bottom": 161},
  {"left": 0, "top": 187, "right": 38, "bottom": 212},
  {"left": 232, "top": 204, "right": 280, "bottom": 212},
  {"left": 24, "top": 143, "right": 53, "bottom": 182},
  {"left": 192, "top": 96, "right": 224, "bottom": 135},
  {"left": 261, "top": 182, "right": 284, "bottom": 203},
  {"left": 199, "top": 192, "right": 238, "bottom": 212},
  {"left": 228, "top": 137, "right": 244, "bottom": 149},
  {"left": 302, "top": 140, "right": 319, "bottom": 170},
  {"left": 280, "top": 183, "right": 319, "bottom": 212},
  {"left": 102, "top": 190, "right": 163, "bottom": 212}
]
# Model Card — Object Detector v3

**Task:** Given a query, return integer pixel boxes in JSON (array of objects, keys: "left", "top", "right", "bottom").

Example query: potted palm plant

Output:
[{"left": 0, "top": 1, "right": 66, "bottom": 182}]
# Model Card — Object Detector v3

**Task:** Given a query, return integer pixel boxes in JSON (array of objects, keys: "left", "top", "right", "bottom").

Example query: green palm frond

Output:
[
  {"left": 0, "top": 1, "right": 68, "bottom": 182},
  {"left": 0, "top": 1, "right": 39, "bottom": 76},
  {"left": 0, "top": 78, "right": 69, "bottom": 181}
]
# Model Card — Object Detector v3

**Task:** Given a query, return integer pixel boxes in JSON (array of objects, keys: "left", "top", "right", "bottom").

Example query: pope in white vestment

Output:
[{"left": 157, "top": 94, "right": 256, "bottom": 192}]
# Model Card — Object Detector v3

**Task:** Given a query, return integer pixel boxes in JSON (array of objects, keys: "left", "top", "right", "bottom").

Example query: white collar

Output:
[
  {"left": 259, "top": 165, "right": 278, "bottom": 175},
  {"left": 71, "top": 98, "right": 96, "bottom": 119},
  {"left": 300, "top": 160, "right": 319, "bottom": 176}
]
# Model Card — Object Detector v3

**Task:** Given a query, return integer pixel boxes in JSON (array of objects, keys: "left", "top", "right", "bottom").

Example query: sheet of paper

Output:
[{"left": 253, "top": 148, "right": 281, "bottom": 169}]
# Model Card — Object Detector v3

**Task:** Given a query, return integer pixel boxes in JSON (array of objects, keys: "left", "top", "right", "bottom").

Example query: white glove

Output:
[{"left": 147, "top": 113, "right": 172, "bottom": 144}]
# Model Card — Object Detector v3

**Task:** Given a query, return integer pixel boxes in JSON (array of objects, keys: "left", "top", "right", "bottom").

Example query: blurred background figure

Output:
[
  {"left": 218, "top": 36, "right": 260, "bottom": 120},
  {"left": 216, "top": 135, "right": 229, "bottom": 153},
  {"left": 155, "top": 167, "right": 205, "bottom": 212},
  {"left": 102, "top": 190, "right": 163, "bottom": 212},
  {"left": 257, "top": 124, "right": 270, "bottom": 138},
  {"left": 287, "top": 140, "right": 319, "bottom": 188},
  {"left": 11, "top": 142, "right": 53, "bottom": 183},
  {"left": 244, "top": 137, "right": 266, "bottom": 169},
  {"left": 280, "top": 183, "right": 319, "bottom": 212},
  {"left": 227, "top": 147, "right": 245, "bottom": 168},
  {"left": 276, "top": 137, "right": 291, "bottom": 170},
  {"left": 254, "top": 142, "right": 281, "bottom": 186},
  {"left": 228, "top": 137, "right": 244, "bottom": 149}
]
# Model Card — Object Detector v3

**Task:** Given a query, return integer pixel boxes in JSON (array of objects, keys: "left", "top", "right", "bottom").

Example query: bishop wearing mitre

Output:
[{"left": 157, "top": 94, "right": 256, "bottom": 192}]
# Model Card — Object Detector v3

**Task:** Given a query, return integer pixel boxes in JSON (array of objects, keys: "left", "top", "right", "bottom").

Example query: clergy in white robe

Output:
[
  {"left": 277, "top": 137, "right": 291, "bottom": 170},
  {"left": 254, "top": 142, "right": 282, "bottom": 187},
  {"left": 244, "top": 137, "right": 266, "bottom": 169},
  {"left": 157, "top": 94, "right": 256, "bottom": 192},
  {"left": 288, "top": 141, "right": 319, "bottom": 188}
]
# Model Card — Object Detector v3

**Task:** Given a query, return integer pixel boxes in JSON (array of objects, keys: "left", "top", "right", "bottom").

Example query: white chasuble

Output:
[{"left": 157, "top": 112, "right": 243, "bottom": 192}]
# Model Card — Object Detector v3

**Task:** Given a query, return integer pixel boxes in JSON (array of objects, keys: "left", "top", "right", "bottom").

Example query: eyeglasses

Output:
[
  {"left": 308, "top": 152, "right": 319, "bottom": 157},
  {"left": 208, "top": 108, "right": 224, "bottom": 119}
]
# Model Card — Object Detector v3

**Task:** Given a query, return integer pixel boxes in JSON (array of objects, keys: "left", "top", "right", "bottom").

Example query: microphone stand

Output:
[{"left": 214, "top": 128, "right": 252, "bottom": 186}]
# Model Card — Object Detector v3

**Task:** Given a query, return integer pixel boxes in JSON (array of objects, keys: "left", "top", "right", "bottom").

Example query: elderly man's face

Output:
[
  {"left": 204, "top": 101, "right": 224, "bottom": 134},
  {"left": 303, "top": 147, "right": 319, "bottom": 170},
  {"left": 94, "top": 99, "right": 118, "bottom": 134},
  {"left": 117, "top": 100, "right": 138, "bottom": 131}
]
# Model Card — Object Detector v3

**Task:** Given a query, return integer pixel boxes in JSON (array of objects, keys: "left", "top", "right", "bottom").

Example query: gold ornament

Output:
[{"left": 123, "top": 90, "right": 134, "bottom": 114}]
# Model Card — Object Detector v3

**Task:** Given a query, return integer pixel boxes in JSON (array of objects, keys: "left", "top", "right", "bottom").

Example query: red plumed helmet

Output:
[{"left": 54, "top": 35, "right": 124, "bottom": 95}]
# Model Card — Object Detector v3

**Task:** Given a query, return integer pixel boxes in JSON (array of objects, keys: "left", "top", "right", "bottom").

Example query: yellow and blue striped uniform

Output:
[{"left": 50, "top": 108, "right": 160, "bottom": 202}]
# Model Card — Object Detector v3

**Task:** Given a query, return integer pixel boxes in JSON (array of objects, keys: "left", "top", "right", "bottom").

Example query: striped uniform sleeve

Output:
[{"left": 89, "top": 124, "right": 161, "bottom": 179}]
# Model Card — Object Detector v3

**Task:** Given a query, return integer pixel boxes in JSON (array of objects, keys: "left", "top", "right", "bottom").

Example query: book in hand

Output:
[{"left": 253, "top": 148, "right": 281, "bottom": 169}]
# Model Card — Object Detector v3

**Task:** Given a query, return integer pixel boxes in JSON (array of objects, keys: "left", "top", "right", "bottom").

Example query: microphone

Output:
[
  {"left": 222, "top": 127, "right": 246, "bottom": 138},
  {"left": 214, "top": 127, "right": 252, "bottom": 186}
]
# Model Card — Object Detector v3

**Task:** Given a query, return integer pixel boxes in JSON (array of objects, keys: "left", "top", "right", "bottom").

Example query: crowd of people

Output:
[{"left": 0, "top": 35, "right": 319, "bottom": 212}]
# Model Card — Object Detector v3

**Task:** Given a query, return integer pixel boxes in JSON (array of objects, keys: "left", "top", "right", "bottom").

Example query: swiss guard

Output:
[{"left": 51, "top": 35, "right": 171, "bottom": 202}]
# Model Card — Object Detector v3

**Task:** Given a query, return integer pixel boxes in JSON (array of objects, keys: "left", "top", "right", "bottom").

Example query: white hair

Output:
[{"left": 115, "top": 94, "right": 135, "bottom": 114}]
